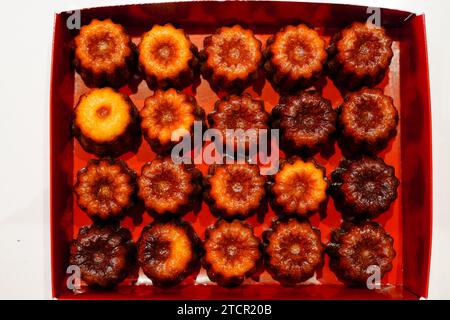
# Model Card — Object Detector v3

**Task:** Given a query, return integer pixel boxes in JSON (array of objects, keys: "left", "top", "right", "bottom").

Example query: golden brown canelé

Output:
[
  {"left": 326, "top": 22, "right": 393, "bottom": 91},
  {"left": 271, "top": 91, "right": 337, "bottom": 155},
  {"left": 338, "top": 88, "right": 398, "bottom": 154},
  {"left": 138, "top": 24, "right": 199, "bottom": 90},
  {"left": 204, "top": 163, "right": 266, "bottom": 220},
  {"left": 326, "top": 221, "right": 396, "bottom": 286},
  {"left": 137, "top": 157, "right": 203, "bottom": 216},
  {"left": 263, "top": 24, "right": 327, "bottom": 93},
  {"left": 263, "top": 218, "right": 324, "bottom": 286},
  {"left": 140, "top": 89, "right": 206, "bottom": 154},
  {"left": 137, "top": 219, "right": 201, "bottom": 287},
  {"left": 331, "top": 156, "right": 399, "bottom": 220},
  {"left": 70, "top": 224, "right": 135, "bottom": 288},
  {"left": 207, "top": 93, "right": 270, "bottom": 151},
  {"left": 72, "top": 88, "right": 141, "bottom": 157},
  {"left": 270, "top": 157, "right": 328, "bottom": 217},
  {"left": 200, "top": 25, "right": 262, "bottom": 93},
  {"left": 203, "top": 220, "right": 262, "bottom": 287},
  {"left": 74, "top": 158, "right": 137, "bottom": 221},
  {"left": 74, "top": 19, "right": 136, "bottom": 88}
]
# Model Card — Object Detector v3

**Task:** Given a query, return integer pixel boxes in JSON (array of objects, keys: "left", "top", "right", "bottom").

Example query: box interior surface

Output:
[{"left": 50, "top": 1, "right": 432, "bottom": 300}]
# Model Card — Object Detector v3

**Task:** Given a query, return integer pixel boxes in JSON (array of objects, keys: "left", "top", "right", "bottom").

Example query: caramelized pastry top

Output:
[
  {"left": 202, "top": 25, "right": 262, "bottom": 80},
  {"left": 74, "top": 158, "right": 136, "bottom": 221},
  {"left": 75, "top": 19, "right": 133, "bottom": 74},
  {"left": 327, "top": 221, "right": 396, "bottom": 285},
  {"left": 139, "top": 24, "right": 195, "bottom": 80},
  {"left": 267, "top": 24, "right": 326, "bottom": 80},
  {"left": 206, "top": 163, "right": 266, "bottom": 219},
  {"left": 137, "top": 157, "right": 202, "bottom": 215},
  {"left": 74, "top": 88, "right": 134, "bottom": 143},
  {"left": 137, "top": 220, "right": 200, "bottom": 286},
  {"left": 335, "top": 22, "right": 393, "bottom": 78},
  {"left": 271, "top": 158, "right": 328, "bottom": 216},
  {"left": 264, "top": 218, "right": 323, "bottom": 285},
  {"left": 140, "top": 89, "right": 198, "bottom": 145},
  {"left": 203, "top": 220, "right": 261, "bottom": 286}
]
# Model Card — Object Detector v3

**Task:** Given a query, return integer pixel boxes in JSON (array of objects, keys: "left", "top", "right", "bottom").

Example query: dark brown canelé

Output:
[
  {"left": 263, "top": 218, "right": 324, "bottom": 286},
  {"left": 338, "top": 88, "right": 398, "bottom": 154},
  {"left": 326, "top": 221, "right": 396, "bottom": 286},
  {"left": 200, "top": 25, "right": 262, "bottom": 93},
  {"left": 137, "top": 220, "right": 201, "bottom": 287},
  {"left": 204, "top": 163, "right": 266, "bottom": 220},
  {"left": 203, "top": 220, "right": 262, "bottom": 287},
  {"left": 207, "top": 93, "right": 270, "bottom": 151},
  {"left": 72, "top": 88, "right": 141, "bottom": 157},
  {"left": 138, "top": 24, "right": 199, "bottom": 90},
  {"left": 330, "top": 156, "right": 399, "bottom": 220},
  {"left": 326, "top": 22, "right": 393, "bottom": 91},
  {"left": 74, "top": 158, "right": 137, "bottom": 221},
  {"left": 263, "top": 24, "right": 327, "bottom": 93},
  {"left": 270, "top": 157, "right": 328, "bottom": 217},
  {"left": 74, "top": 19, "right": 136, "bottom": 88},
  {"left": 140, "top": 89, "right": 206, "bottom": 154},
  {"left": 70, "top": 224, "right": 135, "bottom": 288},
  {"left": 137, "top": 157, "right": 203, "bottom": 217},
  {"left": 271, "top": 91, "right": 337, "bottom": 155}
]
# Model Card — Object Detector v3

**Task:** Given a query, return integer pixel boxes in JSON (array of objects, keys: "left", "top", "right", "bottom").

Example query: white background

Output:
[{"left": 0, "top": 0, "right": 449, "bottom": 299}]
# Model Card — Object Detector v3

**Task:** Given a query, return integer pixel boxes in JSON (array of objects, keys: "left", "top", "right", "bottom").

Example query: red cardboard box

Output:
[{"left": 50, "top": 1, "right": 432, "bottom": 300}]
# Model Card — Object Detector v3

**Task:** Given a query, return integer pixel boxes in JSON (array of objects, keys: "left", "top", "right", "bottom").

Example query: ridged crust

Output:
[
  {"left": 72, "top": 88, "right": 141, "bottom": 157},
  {"left": 74, "top": 158, "right": 137, "bottom": 221},
  {"left": 74, "top": 19, "right": 137, "bottom": 88},
  {"left": 263, "top": 218, "right": 324, "bottom": 286},
  {"left": 204, "top": 163, "right": 267, "bottom": 220},
  {"left": 203, "top": 220, "right": 262, "bottom": 287},
  {"left": 138, "top": 24, "right": 199, "bottom": 90},
  {"left": 330, "top": 156, "right": 399, "bottom": 220},
  {"left": 137, "top": 156, "right": 203, "bottom": 216},
  {"left": 338, "top": 88, "right": 398, "bottom": 154},
  {"left": 326, "top": 221, "right": 396, "bottom": 286},
  {"left": 263, "top": 24, "right": 327, "bottom": 93},
  {"left": 137, "top": 220, "right": 201, "bottom": 287},
  {"left": 140, "top": 89, "right": 206, "bottom": 154},
  {"left": 200, "top": 25, "right": 262, "bottom": 93},
  {"left": 207, "top": 93, "right": 270, "bottom": 150},
  {"left": 326, "top": 22, "right": 393, "bottom": 91},
  {"left": 69, "top": 224, "right": 135, "bottom": 288},
  {"left": 269, "top": 157, "right": 328, "bottom": 217},
  {"left": 271, "top": 91, "right": 337, "bottom": 155}
]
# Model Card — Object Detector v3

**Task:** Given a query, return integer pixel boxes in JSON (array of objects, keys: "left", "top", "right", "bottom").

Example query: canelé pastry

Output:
[
  {"left": 330, "top": 156, "right": 399, "bottom": 220},
  {"left": 140, "top": 89, "right": 206, "bottom": 154},
  {"left": 271, "top": 91, "right": 337, "bottom": 155},
  {"left": 326, "top": 22, "right": 393, "bottom": 91},
  {"left": 72, "top": 88, "right": 141, "bottom": 157},
  {"left": 69, "top": 224, "right": 135, "bottom": 288},
  {"left": 74, "top": 158, "right": 137, "bottom": 221},
  {"left": 203, "top": 220, "right": 262, "bottom": 287},
  {"left": 137, "top": 220, "right": 201, "bottom": 287},
  {"left": 137, "top": 156, "right": 202, "bottom": 216},
  {"left": 74, "top": 19, "right": 136, "bottom": 88},
  {"left": 200, "top": 25, "right": 262, "bottom": 93},
  {"left": 204, "top": 163, "right": 266, "bottom": 219},
  {"left": 138, "top": 24, "right": 199, "bottom": 90},
  {"left": 207, "top": 94, "right": 270, "bottom": 151},
  {"left": 269, "top": 157, "right": 328, "bottom": 217},
  {"left": 338, "top": 88, "right": 398, "bottom": 154},
  {"left": 327, "top": 221, "right": 396, "bottom": 286},
  {"left": 263, "top": 24, "right": 327, "bottom": 93},
  {"left": 263, "top": 218, "right": 324, "bottom": 286}
]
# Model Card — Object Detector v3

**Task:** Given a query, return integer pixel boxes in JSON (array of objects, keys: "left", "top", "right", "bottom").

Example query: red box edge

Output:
[{"left": 49, "top": 2, "right": 434, "bottom": 300}]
